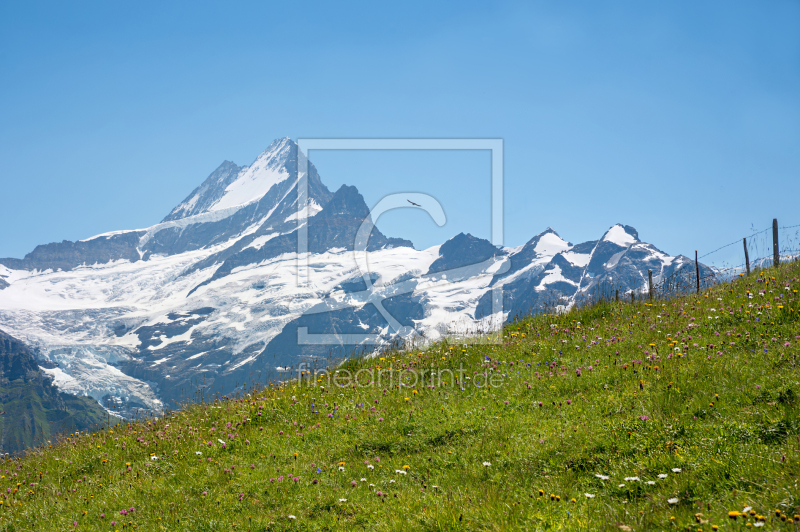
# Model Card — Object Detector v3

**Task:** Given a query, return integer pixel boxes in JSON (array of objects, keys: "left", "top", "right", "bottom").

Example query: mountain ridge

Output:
[{"left": 0, "top": 138, "right": 710, "bottom": 420}]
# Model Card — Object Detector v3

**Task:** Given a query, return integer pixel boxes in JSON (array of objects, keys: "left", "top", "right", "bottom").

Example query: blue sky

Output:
[{"left": 1, "top": 1, "right": 798, "bottom": 266}]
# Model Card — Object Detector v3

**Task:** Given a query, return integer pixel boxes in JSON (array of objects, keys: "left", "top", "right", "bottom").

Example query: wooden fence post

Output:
[
  {"left": 773, "top": 218, "right": 780, "bottom": 267},
  {"left": 631, "top": 291, "right": 635, "bottom": 303},
  {"left": 743, "top": 238, "right": 750, "bottom": 276},
  {"left": 615, "top": 289, "right": 619, "bottom": 302},
  {"left": 695, "top": 250, "right": 700, "bottom": 294},
  {"left": 648, "top": 269, "right": 654, "bottom": 301}
]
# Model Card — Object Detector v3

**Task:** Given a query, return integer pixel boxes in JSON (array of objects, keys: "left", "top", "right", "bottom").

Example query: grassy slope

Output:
[{"left": 1, "top": 262, "right": 799, "bottom": 531}]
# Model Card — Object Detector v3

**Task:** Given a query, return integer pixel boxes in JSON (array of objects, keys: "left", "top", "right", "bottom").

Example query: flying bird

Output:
[{"left": 407, "top": 199, "right": 421, "bottom": 207}]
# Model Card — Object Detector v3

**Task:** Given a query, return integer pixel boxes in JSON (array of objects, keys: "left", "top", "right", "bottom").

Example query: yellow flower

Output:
[{"left": 403, "top": 465, "right": 410, "bottom": 470}]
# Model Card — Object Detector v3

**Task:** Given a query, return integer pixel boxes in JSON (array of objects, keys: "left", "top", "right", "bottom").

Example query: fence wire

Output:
[{"left": 552, "top": 221, "right": 800, "bottom": 313}]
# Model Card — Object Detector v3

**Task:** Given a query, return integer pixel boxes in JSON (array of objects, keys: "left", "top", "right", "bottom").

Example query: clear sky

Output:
[{"left": 1, "top": 1, "right": 798, "bottom": 267}]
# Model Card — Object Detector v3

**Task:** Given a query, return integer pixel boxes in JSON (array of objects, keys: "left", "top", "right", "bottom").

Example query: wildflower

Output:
[
  {"left": 150, "top": 456, "right": 158, "bottom": 460},
  {"left": 339, "top": 498, "right": 347, "bottom": 502},
  {"left": 638, "top": 416, "right": 649, "bottom": 421},
  {"left": 624, "top": 477, "right": 640, "bottom": 482},
  {"left": 367, "top": 465, "right": 374, "bottom": 470},
  {"left": 350, "top": 480, "right": 357, "bottom": 487},
  {"left": 338, "top": 467, "right": 345, "bottom": 471},
  {"left": 585, "top": 493, "right": 595, "bottom": 498},
  {"left": 395, "top": 470, "right": 407, "bottom": 475},
  {"left": 671, "top": 468, "right": 682, "bottom": 473},
  {"left": 288, "top": 515, "right": 296, "bottom": 519},
  {"left": 195, "top": 451, "right": 202, "bottom": 455},
  {"left": 668, "top": 498, "right": 679, "bottom": 504},
  {"left": 595, "top": 474, "right": 609, "bottom": 480},
  {"left": 482, "top": 461, "right": 491, "bottom": 467},
  {"left": 646, "top": 481, "right": 655, "bottom": 485},
  {"left": 403, "top": 465, "right": 410, "bottom": 470},
  {"left": 360, "top": 478, "right": 367, "bottom": 482},
  {"left": 657, "top": 474, "right": 668, "bottom": 478}
]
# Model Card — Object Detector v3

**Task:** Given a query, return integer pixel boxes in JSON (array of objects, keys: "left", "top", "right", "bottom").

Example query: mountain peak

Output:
[
  {"left": 162, "top": 138, "right": 298, "bottom": 222},
  {"left": 524, "top": 227, "right": 571, "bottom": 255},
  {"left": 601, "top": 224, "right": 639, "bottom": 247}
]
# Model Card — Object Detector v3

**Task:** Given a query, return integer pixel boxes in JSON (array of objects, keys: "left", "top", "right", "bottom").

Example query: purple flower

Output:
[{"left": 638, "top": 416, "right": 650, "bottom": 421}]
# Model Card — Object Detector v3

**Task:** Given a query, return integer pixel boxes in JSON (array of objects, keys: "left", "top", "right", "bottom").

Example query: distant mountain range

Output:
[{"left": 0, "top": 138, "right": 711, "bottom": 418}]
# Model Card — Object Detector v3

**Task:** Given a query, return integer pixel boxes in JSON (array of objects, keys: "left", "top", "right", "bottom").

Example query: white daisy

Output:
[
  {"left": 667, "top": 498, "right": 679, "bottom": 504},
  {"left": 671, "top": 468, "right": 681, "bottom": 473},
  {"left": 595, "top": 474, "right": 610, "bottom": 480},
  {"left": 657, "top": 474, "right": 667, "bottom": 478},
  {"left": 585, "top": 493, "right": 596, "bottom": 498}
]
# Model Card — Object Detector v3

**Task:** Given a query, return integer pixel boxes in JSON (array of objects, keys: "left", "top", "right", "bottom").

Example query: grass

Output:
[{"left": 1, "top": 262, "right": 799, "bottom": 531}]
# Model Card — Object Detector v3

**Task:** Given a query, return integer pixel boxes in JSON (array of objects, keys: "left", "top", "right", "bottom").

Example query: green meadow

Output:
[{"left": 2, "top": 262, "right": 798, "bottom": 531}]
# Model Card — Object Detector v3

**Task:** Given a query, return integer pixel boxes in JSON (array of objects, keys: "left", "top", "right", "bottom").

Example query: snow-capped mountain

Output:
[{"left": 0, "top": 138, "right": 706, "bottom": 418}]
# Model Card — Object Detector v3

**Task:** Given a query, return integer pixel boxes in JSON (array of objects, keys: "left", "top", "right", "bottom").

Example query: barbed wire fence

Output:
[
  {"left": 519, "top": 219, "right": 800, "bottom": 319},
  {"left": 617, "top": 219, "right": 799, "bottom": 304}
]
